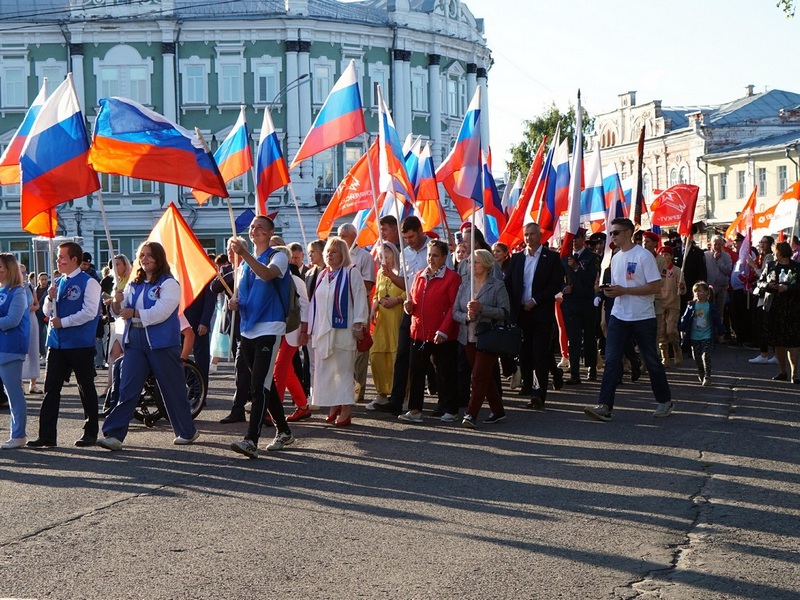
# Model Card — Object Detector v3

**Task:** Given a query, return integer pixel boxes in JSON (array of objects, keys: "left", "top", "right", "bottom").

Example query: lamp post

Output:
[
  {"left": 269, "top": 73, "right": 310, "bottom": 108},
  {"left": 74, "top": 206, "right": 83, "bottom": 237}
]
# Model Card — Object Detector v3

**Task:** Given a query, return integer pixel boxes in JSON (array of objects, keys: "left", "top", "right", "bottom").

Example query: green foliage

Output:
[
  {"left": 777, "top": 0, "right": 795, "bottom": 17},
  {"left": 506, "top": 102, "right": 595, "bottom": 181}
]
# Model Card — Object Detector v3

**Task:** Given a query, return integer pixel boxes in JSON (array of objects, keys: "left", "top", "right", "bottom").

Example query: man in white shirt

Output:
[{"left": 584, "top": 218, "right": 674, "bottom": 422}]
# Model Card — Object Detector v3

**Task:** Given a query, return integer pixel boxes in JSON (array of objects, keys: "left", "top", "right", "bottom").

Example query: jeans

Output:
[{"left": 599, "top": 316, "right": 671, "bottom": 410}]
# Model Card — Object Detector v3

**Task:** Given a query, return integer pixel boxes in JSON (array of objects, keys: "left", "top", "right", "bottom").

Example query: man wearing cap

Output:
[{"left": 561, "top": 228, "right": 599, "bottom": 384}]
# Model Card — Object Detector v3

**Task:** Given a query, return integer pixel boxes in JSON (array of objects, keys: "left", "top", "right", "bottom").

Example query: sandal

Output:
[{"left": 27, "top": 388, "right": 43, "bottom": 395}]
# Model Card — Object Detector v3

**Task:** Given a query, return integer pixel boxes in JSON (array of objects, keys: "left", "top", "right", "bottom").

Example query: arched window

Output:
[
  {"left": 669, "top": 168, "right": 678, "bottom": 187},
  {"left": 94, "top": 45, "right": 153, "bottom": 105},
  {"left": 679, "top": 166, "right": 688, "bottom": 184}
]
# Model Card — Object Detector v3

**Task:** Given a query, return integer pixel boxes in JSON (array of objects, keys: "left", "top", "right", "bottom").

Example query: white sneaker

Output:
[
  {"left": 398, "top": 411, "right": 423, "bottom": 423},
  {"left": 173, "top": 431, "right": 200, "bottom": 445},
  {"left": 557, "top": 357, "right": 570, "bottom": 369},
  {"left": 440, "top": 412, "right": 458, "bottom": 423},
  {"left": 510, "top": 367, "right": 521, "bottom": 390},
  {"left": 653, "top": 401, "right": 675, "bottom": 418},
  {"left": 767, "top": 356, "right": 779, "bottom": 364},
  {"left": 209, "top": 363, "right": 218, "bottom": 374},
  {"left": 97, "top": 436, "right": 123, "bottom": 451},
  {"left": 2, "top": 437, "right": 26, "bottom": 449},
  {"left": 365, "top": 396, "right": 390, "bottom": 411},
  {"left": 267, "top": 431, "right": 295, "bottom": 451},
  {"left": 230, "top": 439, "right": 258, "bottom": 458},
  {"left": 748, "top": 355, "right": 770, "bottom": 364}
]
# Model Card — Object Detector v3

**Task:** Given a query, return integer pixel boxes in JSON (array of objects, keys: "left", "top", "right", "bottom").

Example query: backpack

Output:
[{"left": 275, "top": 273, "right": 301, "bottom": 333}]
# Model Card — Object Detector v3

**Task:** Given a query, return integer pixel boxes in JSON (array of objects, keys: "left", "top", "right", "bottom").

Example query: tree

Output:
[
  {"left": 777, "top": 0, "right": 795, "bottom": 17},
  {"left": 506, "top": 102, "right": 595, "bottom": 180}
]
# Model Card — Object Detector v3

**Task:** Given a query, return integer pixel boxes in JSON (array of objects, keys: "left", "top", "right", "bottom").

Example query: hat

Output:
[
  {"left": 576, "top": 227, "right": 587, "bottom": 239},
  {"left": 658, "top": 246, "right": 673, "bottom": 255},
  {"left": 459, "top": 222, "right": 472, "bottom": 232},
  {"left": 588, "top": 232, "right": 606, "bottom": 244},
  {"left": 82, "top": 252, "right": 92, "bottom": 263},
  {"left": 735, "top": 232, "right": 745, "bottom": 241},
  {"left": 642, "top": 231, "right": 660, "bottom": 243}
]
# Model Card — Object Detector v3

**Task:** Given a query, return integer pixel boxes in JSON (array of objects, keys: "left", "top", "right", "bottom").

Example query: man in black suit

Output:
[{"left": 505, "top": 222, "right": 564, "bottom": 410}]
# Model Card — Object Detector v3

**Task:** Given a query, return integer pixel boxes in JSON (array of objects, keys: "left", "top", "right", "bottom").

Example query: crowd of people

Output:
[{"left": 1, "top": 215, "right": 798, "bottom": 455}]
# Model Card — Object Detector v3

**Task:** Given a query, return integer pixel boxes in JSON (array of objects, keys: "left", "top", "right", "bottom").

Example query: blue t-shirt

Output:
[{"left": 691, "top": 301, "right": 712, "bottom": 341}]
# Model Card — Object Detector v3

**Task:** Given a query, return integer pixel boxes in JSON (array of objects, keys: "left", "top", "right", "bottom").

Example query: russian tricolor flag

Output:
[
  {"left": 20, "top": 74, "right": 100, "bottom": 237},
  {"left": 255, "top": 106, "right": 290, "bottom": 215},
  {"left": 560, "top": 91, "right": 584, "bottom": 258},
  {"left": 192, "top": 106, "right": 253, "bottom": 204},
  {"left": 580, "top": 143, "right": 606, "bottom": 223},
  {"left": 414, "top": 142, "right": 442, "bottom": 231},
  {"left": 88, "top": 97, "right": 228, "bottom": 198},
  {"left": 0, "top": 81, "right": 48, "bottom": 186},
  {"left": 377, "top": 86, "right": 415, "bottom": 205},
  {"left": 537, "top": 129, "right": 569, "bottom": 242},
  {"left": 436, "top": 87, "right": 483, "bottom": 220},
  {"left": 290, "top": 59, "right": 366, "bottom": 169}
]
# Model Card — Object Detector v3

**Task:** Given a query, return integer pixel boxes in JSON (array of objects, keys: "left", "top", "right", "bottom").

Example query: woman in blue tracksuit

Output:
[
  {"left": 0, "top": 253, "right": 30, "bottom": 449},
  {"left": 97, "top": 241, "right": 197, "bottom": 451}
]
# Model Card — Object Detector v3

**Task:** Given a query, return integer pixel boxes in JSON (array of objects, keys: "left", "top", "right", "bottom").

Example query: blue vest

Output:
[
  {"left": 0, "top": 286, "right": 30, "bottom": 355},
  {"left": 47, "top": 272, "right": 99, "bottom": 349},
  {"left": 238, "top": 248, "right": 290, "bottom": 333},
  {"left": 125, "top": 274, "right": 181, "bottom": 350}
]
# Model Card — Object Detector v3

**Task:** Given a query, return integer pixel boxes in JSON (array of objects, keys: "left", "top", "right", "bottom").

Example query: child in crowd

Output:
[{"left": 679, "top": 281, "right": 724, "bottom": 386}]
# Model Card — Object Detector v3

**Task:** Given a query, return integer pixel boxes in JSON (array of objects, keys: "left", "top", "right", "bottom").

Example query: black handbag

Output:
[{"left": 475, "top": 321, "right": 522, "bottom": 355}]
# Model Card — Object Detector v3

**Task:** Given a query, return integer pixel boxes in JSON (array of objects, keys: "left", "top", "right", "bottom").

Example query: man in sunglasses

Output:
[{"left": 584, "top": 218, "right": 674, "bottom": 422}]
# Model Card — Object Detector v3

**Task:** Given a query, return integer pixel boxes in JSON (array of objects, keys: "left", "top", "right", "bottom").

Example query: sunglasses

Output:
[{"left": 609, "top": 230, "right": 624, "bottom": 237}]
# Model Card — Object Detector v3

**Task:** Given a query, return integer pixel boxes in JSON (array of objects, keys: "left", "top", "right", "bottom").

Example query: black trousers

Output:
[
  {"left": 518, "top": 307, "right": 556, "bottom": 403},
  {"left": 388, "top": 313, "right": 412, "bottom": 406},
  {"left": 563, "top": 299, "right": 598, "bottom": 378},
  {"left": 408, "top": 339, "right": 458, "bottom": 414},
  {"left": 239, "top": 334, "right": 289, "bottom": 443},
  {"left": 38, "top": 347, "right": 99, "bottom": 441}
]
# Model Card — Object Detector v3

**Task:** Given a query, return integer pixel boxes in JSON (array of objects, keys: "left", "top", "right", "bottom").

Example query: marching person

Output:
[
  {"left": 97, "top": 241, "right": 198, "bottom": 450},
  {"left": 28, "top": 242, "right": 101, "bottom": 448}
]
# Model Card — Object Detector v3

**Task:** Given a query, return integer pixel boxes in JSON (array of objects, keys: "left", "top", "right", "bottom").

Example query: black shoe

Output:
[
  {"left": 220, "top": 413, "right": 247, "bottom": 424},
  {"left": 772, "top": 372, "right": 788, "bottom": 381},
  {"left": 588, "top": 367, "right": 597, "bottom": 381},
  {"left": 518, "top": 386, "right": 533, "bottom": 396},
  {"left": 374, "top": 402, "right": 403, "bottom": 416},
  {"left": 564, "top": 377, "right": 582, "bottom": 386},
  {"left": 26, "top": 438, "right": 57, "bottom": 448},
  {"left": 483, "top": 412, "right": 506, "bottom": 424},
  {"left": 552, "top": 368, "right": 564, "bottom": 391},
  {"left": 526, "top": 397, "right": 544, "bottom": 411},
  {"left": 74, "top": 437, "right": 96, "bottom": 447},
  {"left": 631, "top": 365, "right": 642, "bottom": 383},
  {"left": 0, "top": 401, "right": 8, "bottom": 410}
]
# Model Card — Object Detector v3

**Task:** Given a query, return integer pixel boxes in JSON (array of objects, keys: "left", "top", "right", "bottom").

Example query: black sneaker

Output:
[
  {"left": 374, "top": 402, "right": 403, "bottom": 416},
  {"left": 483, "top": 413, "right": 506, "bottom": 424}
]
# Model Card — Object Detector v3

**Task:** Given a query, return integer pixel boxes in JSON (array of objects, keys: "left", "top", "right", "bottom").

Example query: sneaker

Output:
[
  {"left": 584, "top": 404, "right": 612, "bottom": 422},
  {"left": 702, "top": 377, "right": 710, "bottom": 387},
  {"left": 266, "top": 431, "right": 295, "bottom": 451},
  {"left": 173, "top": 431, "right": 200, "bottom": 445},
  {"left": 97, "top": 436, "right": 123, "bottom": 451},
  {"left": 510, "top": 367, "right": 521, "bottom": 390},
  {"left": 748, "top": 355, "right": 770, "bottom": 364},
  {"left": 286, "top": 407, "right": 312, "bottom": 422},
  {"left": 653, "top": 401, "right": 675, "bottom": 418},
  {"left": 209, "top": 363, "right": 218, "bottom": 374},
  {"left": 230, "top": 439, "right": 258, "bottom": 458},
  {"left": 767, "top": 356, "right": 779, "bottom": 364},
  {"left": 365, "top": 398, "right": 390, "bottom": 411},
  {"left": 483, "top": 413, "right": 506, "bottom": 424},
  {"left": 440, "top": 412, "right": 458, "bottom": 423},
  {"left": 1, "top": 437, "right": 26, "bottom": 449},
  {"left": 461, "top": 415, "right": 476, "bottom": 429},
  {"left": 398, "top": 411, "right": 423, "bottom": 423},
  {"left": 557, "top": 357, "right": 570, "bottom": 369}
]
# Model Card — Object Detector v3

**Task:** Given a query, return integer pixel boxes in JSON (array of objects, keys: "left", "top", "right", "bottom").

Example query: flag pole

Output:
[
  {"left": 251, "top": 164, "right": 262, "bottom": 216},
  {"left": 95, "top": 189, "right": 118, "bottom": 290},
  {"left": 362, "top": 132, "right": 385, "bottom": 251},
  {"left": 286, "top": 182, "right": 308, "bottom": 249},
  {"left": 196, "top": 128, "right": 237, "bottom": 241}
]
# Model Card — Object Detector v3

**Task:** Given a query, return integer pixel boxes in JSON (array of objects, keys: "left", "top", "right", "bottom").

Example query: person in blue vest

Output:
[
  {"left": 228, "top": 215, "right": 294, "bottom": 459},
  {"left": 0, "top": 253, "right": 31, "bottom": 449},
  {"left": 28, "top": 242, "right": 101, "bottom": 448},
  {"left": 97, "top": 241, "right": 198, "bottom": 451}
]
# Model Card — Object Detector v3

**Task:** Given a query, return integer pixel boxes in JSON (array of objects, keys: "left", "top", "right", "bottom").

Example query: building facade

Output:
[
  {"left": 586, "top": 87, "right": 800, "bottom": 233},
  {"left": 0, "top": 0, "right": 492, "bottom": 272}
]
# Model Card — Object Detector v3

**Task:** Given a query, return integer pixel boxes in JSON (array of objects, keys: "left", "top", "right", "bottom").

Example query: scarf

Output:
[{"left": 329, "top": 267, "right": 349, "bottom": 329}]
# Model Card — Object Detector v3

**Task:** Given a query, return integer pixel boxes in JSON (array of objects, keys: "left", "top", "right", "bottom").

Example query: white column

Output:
[
  {"left": 392, "top": 49, "right": 406, "bottom": 138},
  {"left": 285, "top": 40, "right": 301, "bottom": 173},
  {"left": 466, "top": 62, "right": 477, "bottom": 107},
  {"left": 427, "top": 54, "right": 442, "bottom": 162},
  {"left": 297, "top": 40, "right": 312, "bottom": 190},
  {"left": 162, "top": 41, "right": 178, "bottom": 205},
  {"left": 477, "top": 67, "right": 490, "bottom": 150},
  {"left": 69, "top": 43, "right": 86, "bottom": 115},
  {"left": 401, "top": 53, "right": 412, "bottom": 137}
]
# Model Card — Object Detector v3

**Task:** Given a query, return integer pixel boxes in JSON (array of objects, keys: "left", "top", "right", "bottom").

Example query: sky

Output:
[{"left": 463, "top": 0, "right": 800, "bottom": 173}]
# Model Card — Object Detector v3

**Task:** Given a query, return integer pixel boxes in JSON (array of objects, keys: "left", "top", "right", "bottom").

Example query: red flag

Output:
[
  {"left": 724, "top": 186, "right": 758, "bottom": 240},
  {"left": 498, "top": 137, "right": 547, "bottom": 249},
  {"left": 317, "top": 141, "right": 379, "bottom": 239},
  {"left": 560, "top": 91, "right": 584, "bottom": 258},
  {"left": 146, "top": 203, "right": 218, "bottom": 313},
  {"left": 649, "top": 183, "right": 699, "bottom": 236}
]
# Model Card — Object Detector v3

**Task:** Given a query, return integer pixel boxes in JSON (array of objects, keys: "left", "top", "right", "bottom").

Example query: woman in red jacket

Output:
[{"left": 398, "top": 240, "right": 461, "bottom": 424}]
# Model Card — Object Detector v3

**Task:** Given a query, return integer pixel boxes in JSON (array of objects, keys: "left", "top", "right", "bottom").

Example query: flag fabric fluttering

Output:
[
  {"left": 290, "top": 59, "right": 366, "bottom": 169},
  {"left": 235, "top": 208, "right": 257, "bottom": 234},
  {"left": 501, "top": 173, "right": 522, "bottom": 218},
  {"left": 0, "top": 81, "right": 48, "bottom": 186},
  {"left": 377, "top": 86, "right": 415, "bottom": 205},
  {"left": 414, "top": 142, "right": 442, "bottom": 231},
  {"left": 20, "top": 74, "right": 100, "bottom": 237},
  {"left": 255, "top": 106, "right": 291, "bottom": 214},
  {"left": 732, "top": 187, "right": 758, "bottom": 291},
  {"left": 479, "top": 149, "right": 507, "bottom": 244},
  {"left": 560, "top": 91, "right": 584, "bottom": 258},
  {"left": 580, "top": 143, "right": 606, "bottom": 224},
  {"left": 88, "top": 97, "right": 228, "bottom": 198},
  {"left": 146, "top": 203, "right": 219, "bottom": 313},
  {"left": 498, "top": 136, "right": 547, "bottom": 249},
  {"left": 537, "top": 130, "right": 568, "bottom": 242},
  {"left": 317, "top": 140, "right": 379, "bottom": 239},
  {"left": 725, "top": 186, "right": 758, "bottom": 240},
  {"left": 436, "top": 87, "right": 483, "bottom": 220},
  {"left": 631, "top": 125, "right": 646, "bottom": 225},
  {"left": 600, "top": 164, "right": 626, "bottom": 273},
  {"left": 766, "top": 180, "right": 800, "bottom": 233},
  {"left": 192, "top": 106, "right": 252, "bottom": 204},
  {"left": 649, "top": 183, "right": 699, "bottom": 237}
]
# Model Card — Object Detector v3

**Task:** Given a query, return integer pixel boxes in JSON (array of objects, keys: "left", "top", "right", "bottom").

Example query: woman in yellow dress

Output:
[{"left": 366, "top": 242, "right": 405, "bottom": 410}]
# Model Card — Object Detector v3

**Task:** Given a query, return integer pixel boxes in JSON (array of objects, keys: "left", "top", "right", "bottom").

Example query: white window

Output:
[
  {"left": 35, "top": 59, "right": 67, "bottom": 92},
  {"left": 459, "top": 80, "right": 467, "bottom": 115},
  {"left": 229, "top": 174, "right": 246, "bottom": 193},
  {"left": 214, "top": 45, "right": 246, "bottom": 106},
  {"left": 757, "top": 167, "right": 767, "bottom": 196},
  {"left": 94, "top": 45, "right": 153, "bottom": 105},
  {"left": 737, "top": 170, "right": 746, "bottom": 199},
  {"left": 369, "top": 63, "right": 389, "bottom": 107},
  {"left": 778, "top": 165, "right": 787, "bottom": 194},
  {"left": 251, "top": 58, "right": 281, "bottom": 105},
  {"left": 720, "top": 173, "right": 727, "bottom": 200},
  {"left": 679, "top": 166, "right": 688, "bottom": 184},
  {"left": 1, "top": 65, "right": 26, "bottom": 108},
  {"left": 129, "top": 178, "right": 156, "bottom": 194},
  {"left": 98, "top": 238, "right": 120, "bottom": 268},
  {"left": 314, "top": 148, "right": 335, "bottom": 189},
  {"left": 410, "top": 70, "right": 428, "bottom": 112},
  {"left": 642, "top": 172, "right": 651, "bottom": 202},
  {"left": 101, "top": 173, "right": 122, "bottom": 194},
  {"left": 669, "top": 168, "right": 677, "bottom": 187},
  {"left": 179, "top": 58, "right": 210, "bottom": 105},
  {"left": 345, "top": 144, "right": 363, "bottom": 172},
  {"left": 312, "top": 59, "right": 335, "bottom": 105}
]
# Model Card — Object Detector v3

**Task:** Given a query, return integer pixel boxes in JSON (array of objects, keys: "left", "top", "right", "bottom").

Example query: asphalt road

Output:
[{"left": 0, "top": 344, "right": 798, "bottom": 599}]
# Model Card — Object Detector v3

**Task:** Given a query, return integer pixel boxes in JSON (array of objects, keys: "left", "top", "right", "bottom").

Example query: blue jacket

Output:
[
  {"left": 126, "top": 274, "right": 181, "bottom": 350},
  {"left": 679, "top": 300, "right": 725, "bottom": 341},
  {"left": 238, "top": 248, "right": 291, "bottom": 333},
  {"left": 0, "top": 286, "right": 30, "bottom": 355},
  {"left": 47, "top": 272, "right": 100, "bottom": 349}
]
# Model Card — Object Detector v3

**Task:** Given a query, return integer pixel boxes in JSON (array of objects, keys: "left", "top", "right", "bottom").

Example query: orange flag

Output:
[
  {"left": 725, "top": 187, "right": 757, "bottom": 240},
  {"left": 146, "top": 203, "right": 218, "bottom": 312}
]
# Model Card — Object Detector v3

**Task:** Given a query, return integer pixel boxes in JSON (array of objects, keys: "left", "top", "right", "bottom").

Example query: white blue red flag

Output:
[
  {"left": 255, "top": 105, "right": 290, "bottom": 214},
  {"left": 0, "top": 80, "right": 48, "bottom": 186}
]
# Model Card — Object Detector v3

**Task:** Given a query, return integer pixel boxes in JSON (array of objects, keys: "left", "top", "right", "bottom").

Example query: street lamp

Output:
[
  {"left": 74, "top": 206, "right": 83, "bottom": 237},
  {"left": 269, "top": 73, "right": 310, "bottom": 108}
]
